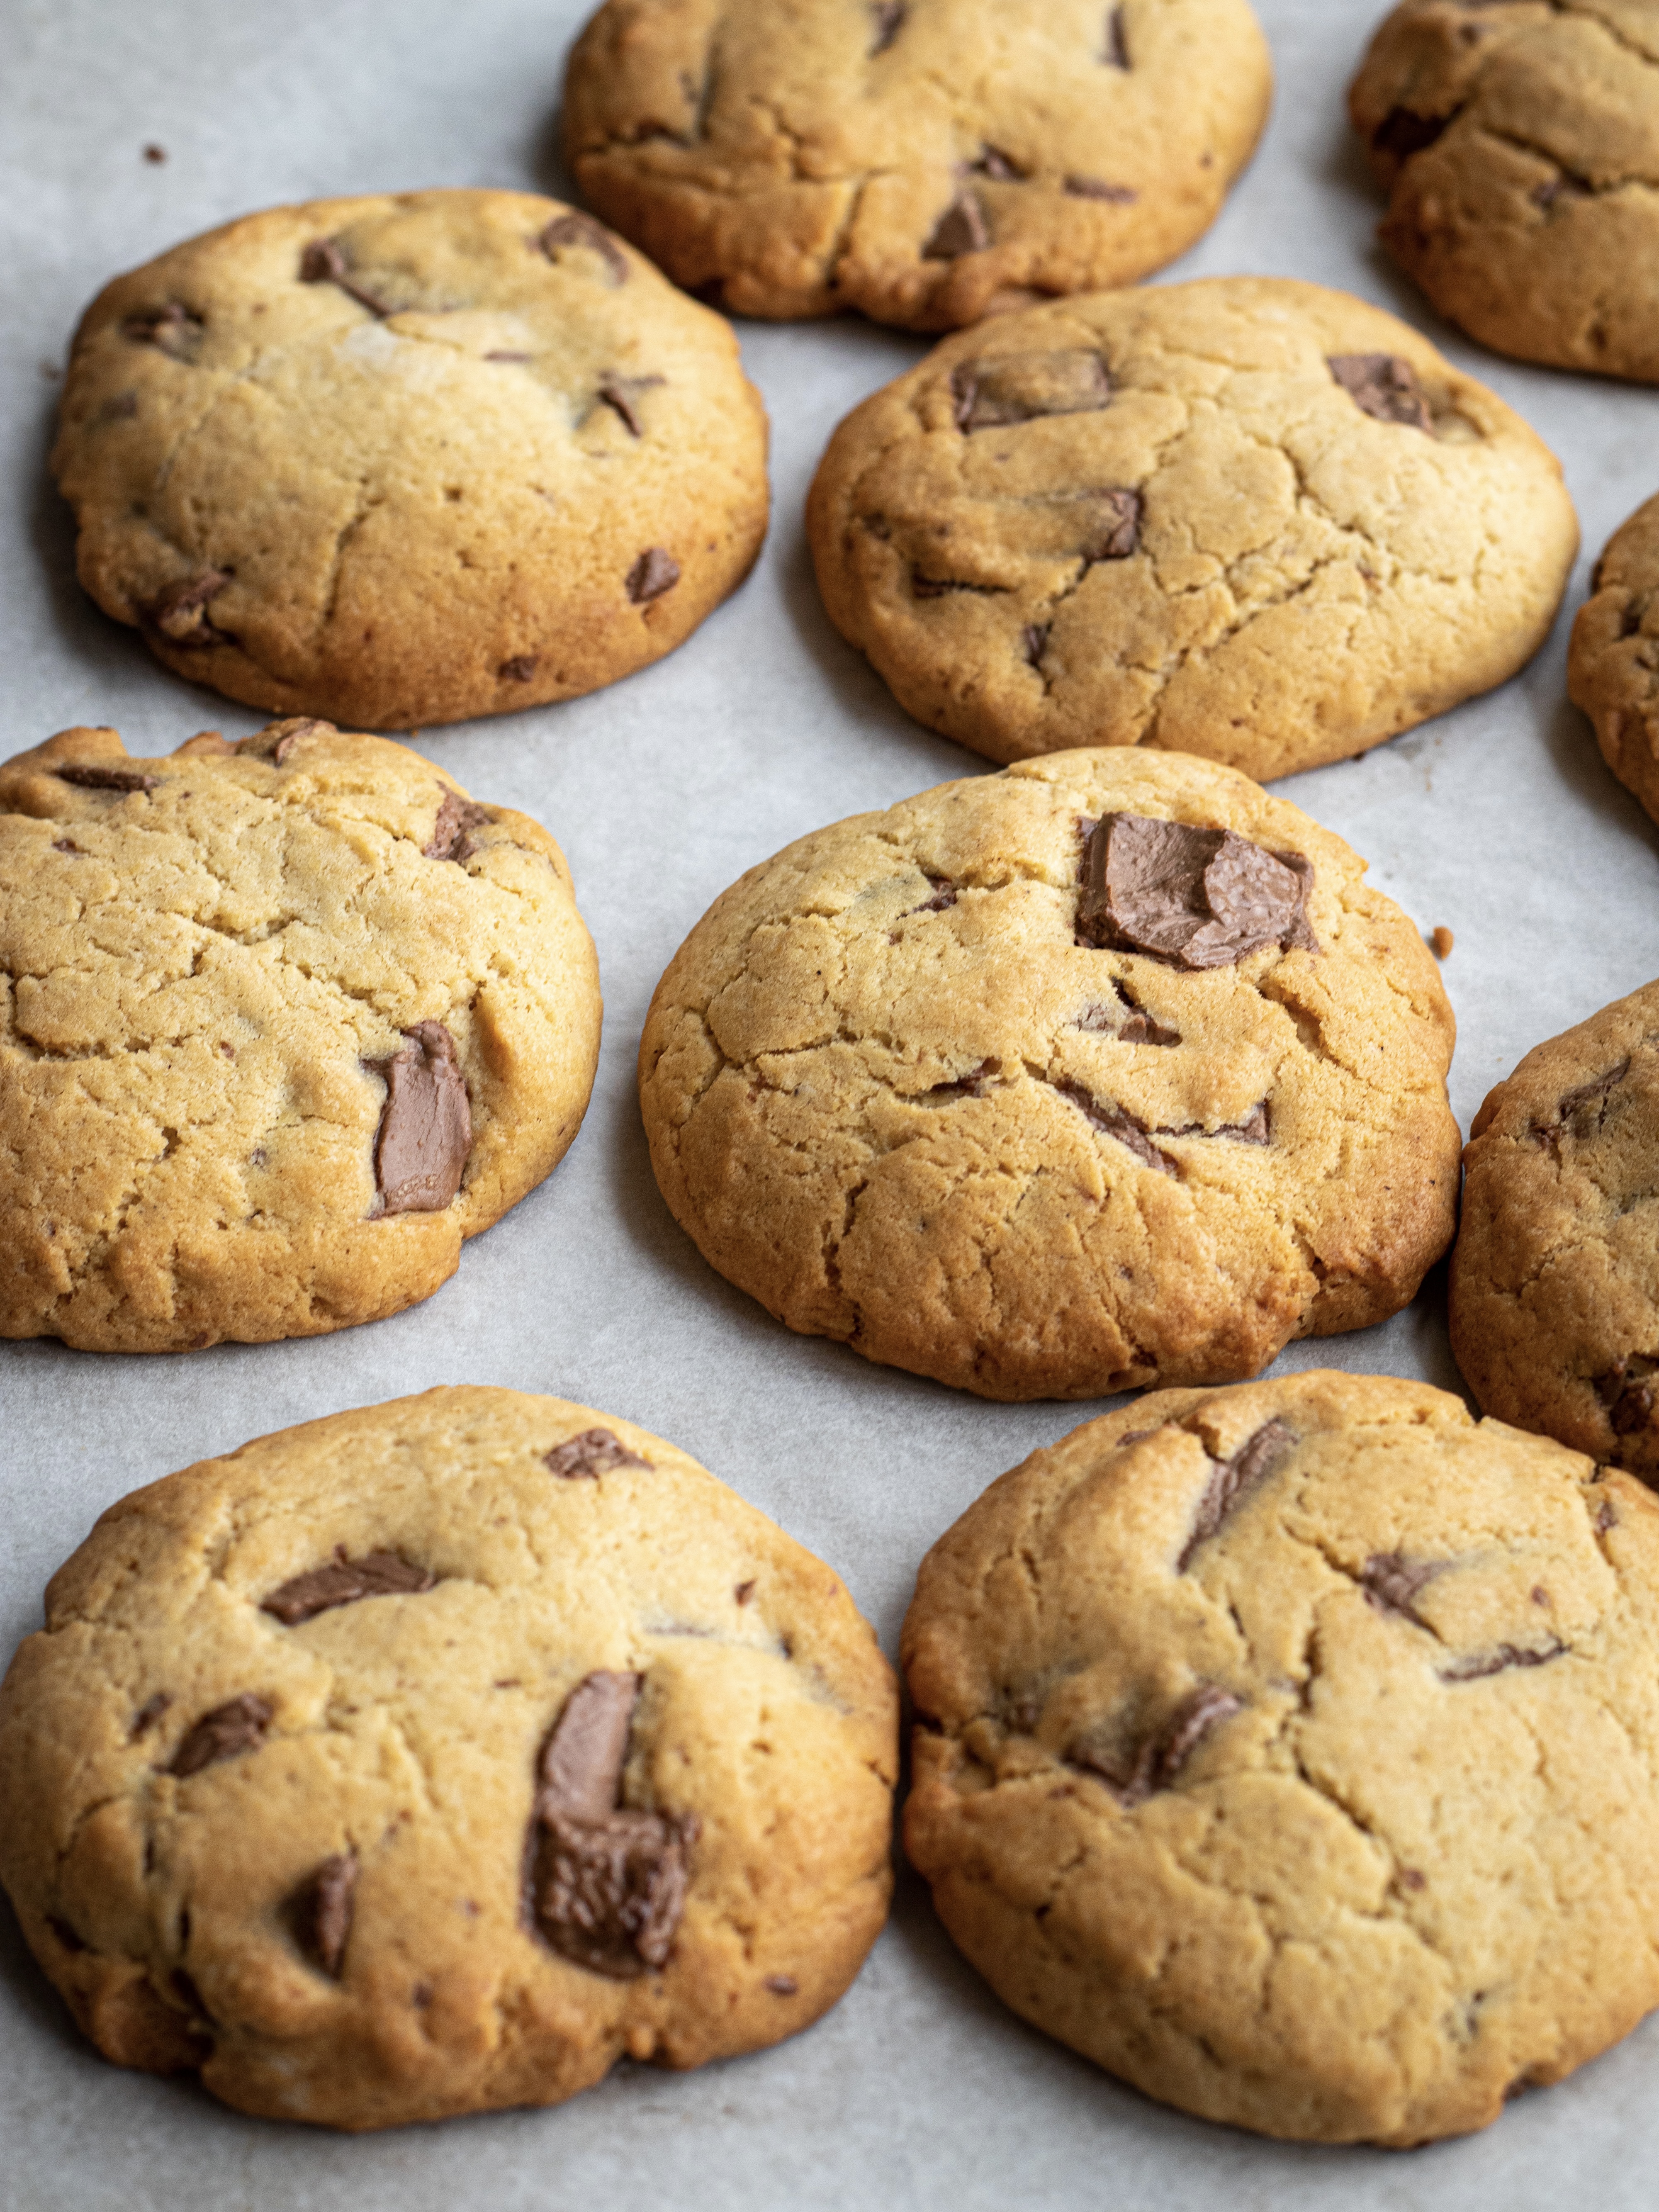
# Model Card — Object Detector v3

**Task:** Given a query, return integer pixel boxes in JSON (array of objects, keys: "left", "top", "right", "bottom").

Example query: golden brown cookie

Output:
[
  {"left": 637, "top": 748, "right": 1458, "bottom": 1400},
  {"left": 902, "top": 1369, "right": 1659, "bottom": 2144},
  {"left": 0, "top": 718, "right": 601, "bottom": 1351},
  {"left": 562, "top": 0, "right": 1272, "bottom": 331},
  {"left": 1569, "top": 492, "right": 1659, "bottom": 826},
  {"left": 51, "top": 189, "right": 770, "bottom": 729},
  {"left": 0, "top": 1386, "right": 898, "bottom": 2130}
]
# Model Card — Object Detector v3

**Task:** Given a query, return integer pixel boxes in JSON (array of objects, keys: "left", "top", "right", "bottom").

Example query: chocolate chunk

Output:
[
  {"left": 735, "top": 1579, "right": 756, "bottom": 1605},
  {"left": 1077, "top": 813, "right": 1318, "bottom": 967},
  {"left": 145, "top": 569, "right": 232, "bottom": 649},
  {"left": 121, "top": 301, "right": 203, "bottom": 356},
  {"left": 528, "top": 1672, "right": 696, "bottom": 1979},
  {"left": 1076, "top": 1685, "right": 1243, "bottom": 1807},
  {"left": 371, "top": 1021, "right": 472, "bottom": 1215},
  {"left": 911, "top": 571, "right": 1006, "bottom": 599},
  {"left": 627, "top": 547, "right": 681, "bottom": 603},
  {"left": 544, "top": 1428, "right": 652, "bottom": 1479},
  {"left": 423, "top": 789, "right": 492, "bottom": 862},
  {"left": 240, "top": 718, "right": 326, "bottom": 764},
  {"left": 973, "top": 146, "right": 1025, "bottom": 181},
  {"left": 1052, "top": 1080, "right": 1178, "bottom": 1177},
  {"left": 1327, "top": 353, "right": 1433, "bottom": 432},
  {"left": 1440, "top": 1639, "right": 1566, "bottom": 1683},
  {"left": 299, "top": 238, "right": 394, "bottom": 318},
  {"left": 1080, "top": 489, "right": 1142, "bottom": 563},
  {"left": 170, "top": 1693, "right": 273, "bottom": 1778},
  {"left": 1179, "top": 1418, "right": 1297, "bottom": 1570},
  {"left": 904, "top": 873, "right": 957, "bottom": 914},
  {"left": 870, "top": 0, "right": 905, "bottom": 53},
  {"left": 1214, "top": 1101, "right": 1271, "bottom": 1145},
  {"left": 261, "top": 1550, "right": 437, "bottom": 1626},
  {"left": 596, "top": 373, "right": 666, "bottom": 437},
  {"left": 924, "top": 192, "right": 990, "bottom": 260},
  {"left": 765, "top": 1973, "right": 798, "bottom": 1995},
  {"left": 47, "top": 1914, "right": 88, "bottom": 1952},
  {"left": 540, "top": 213, "right": 629, "bottom": 286},
  {"left": 1022, "top": 623, "right": 1050, "bottom": 668},
  {"left": 1613, "top": 1383, "right": 1654, "bottom": 1436},
  {"left": 292, "top": 1853, "right": 357, "bottom": 1978},
  {"left": 1535, "top": 1061, "right": 1631, "bottom": 1159},
  {"left": 1064, "top": 176, "right": 1137, "bottom": 203},
  {"left": 952, "top": 348, "right": 1111, "bottom": 431},
  {"left": 923, "top": 1060, "right": 994, "bottom": 1103},
  {"left": 1105, "top": 3, "right": 1130, "bottom": 66},
  {"left": 497, "top": 654, "right": 538, "bottom": 683},
  {"left": 1372, "top": 107, "right": 1454, "bottom": 162},
  {"left": 53, "top": 763, "right": 160, "bottom": 794},
  {"left": 1077, "top": 989, "right": 1181, "bottom": 1047},
  {"left": 1360, "top": 1552, "right": 1441, "bottom": 1626},
  {"left": 1596, "top": 1494, "right": 1619, "bottom": 1534},
  {"left": 129, "top": 1691, "right": 172, "bottom": 1740}
]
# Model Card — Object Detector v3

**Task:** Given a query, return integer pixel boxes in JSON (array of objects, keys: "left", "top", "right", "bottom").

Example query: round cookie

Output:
[
  {"left": 902, "top": 1369, "right": 1659, "bottom": 2144},
  {"left": 1350, "top": 0, "right": 1659, "bottom": 382},
  {"left": 637, "top": 747, "right": 1458, "bottom": 1401},
  {"left": 0, "top": 1386, "right": 898, "bottom": 2130},
  {"left": 562, "top": 0, "right": 1273, "bottom": 332},
  {"left": 1450, "top": 981, "right": 1659, "bottom": 1482},
  {"left": 1569, "top": 492, "right": 1659, "bottom": 827},
  {"left": 807, "top": 277, "right": 1578, "bottom": 776},
  {"left": 0, "top": 718, "right": 601, "bottom": 1352},
  {"left": 51, "top": 189, "right": 770, "bottom": 730}
]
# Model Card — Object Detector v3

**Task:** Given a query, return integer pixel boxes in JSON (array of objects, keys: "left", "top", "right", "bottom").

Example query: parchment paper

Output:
[{"left": 4, "top": 1, "right": 1658, "bottom": 2204}]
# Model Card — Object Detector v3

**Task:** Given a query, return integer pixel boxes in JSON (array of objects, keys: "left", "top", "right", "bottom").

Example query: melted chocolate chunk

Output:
[
  {"left": 1076, "top": 989, "right": 1180, "bottom": 1046},
  {"left": 1064, "top": 176, "right": 1137, "bottom": 203},
  {"left": 627, "top": 546, "right": 681, "bottom": 603},
  {"left": 544, "top": 1428, "right": 652, "bottom": 1479},
  {"left": 423, "top": 790, "right": 491, "bottom": 862},
  {"left": 1328, "top": 353, "right": 1433, "bottom": 432},
  {"left": 540, "top": 213, "right": 629, "bottom": 286},
  {"left": 1051, "top": 1080, "right": 1178, "bottom": 1177},
  {"left": 299, "top": 238, "right": 394, "bottom": 318},
  {"left": 241, "top": 718, "right": 326, "bottom": 764},
  {"left": 1535, "top": 1061, "right": 1630, "bottom": 1157},
  {"left": 170, "top": 1693, "right": 273, "bottom": 1778},
  {"left": 371, "top": 1021, "right": 472, "bottom": 1215},
  {"left": 923, "top": 1060, "right": 994, "bottom": 1104},
  {"left": 952, "top": 348, "right": 1111, "bottom": 432},
  {"left": 528, "top": 1672, "right": 696, "bottom": 1978},
  {"left": 1076, "top": 813, "right": 1317, "bottom": 968},
  {"left": 1179, "top": 1419, "right": 1297, "bottom": 1570},
  {"left": 261, "top": 1550, "right": 436, "bottom": 1626},
  {"left": 129, "top": 1691, "right": 172, "bottom": 1740},
  {"left": 1076, "top": 1685, "right": 1242, "bottom": 1806},
  {"left": 292, "top": 1853, "right": 357, "bottom": 1978},
  {"left": 1105, "top": 3, "right": 1130, "bottom": 66},
  {"left": 1360, "top": 1552, "right": 1441, "bottom": 1626},
  {"left": 870, "top": 0, "right": 905, "bottom": 52},
  {"left": 145, "top": 569, "right": 232, "bottom": 649},
  {"left": 497, "top": 655, "right": 539, "bottom": 683},
  {"left": 1081, "top": 489, "right": 1142, "bottom": 563},
  {"left": 1440, "top": 1639, "right": 1566, "bottom": 1684},
  {"left": 53, "top": 763, "right": 160, "bottom": 793},
  {"left": 904, "top": 874, "right": 957, "bottom": 914},
  {"left": 924, "top": 192, "right": 990, "bottom": 260},
  {"left": 121, "top": 301, "right": 203, "bottom": 356},
  {"left": 596, "top": 372, "right": 666, "bottom": 437},
  {"left": 1372, "top": 107, "right": 1454, "bottom": 162}
]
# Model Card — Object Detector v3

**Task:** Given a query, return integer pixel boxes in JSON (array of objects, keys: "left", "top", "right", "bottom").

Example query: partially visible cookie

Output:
[
  {"left": 1569, "top": 493, "right": 1659, "bottom": 826},
  {"left": 0, "top": 719, "right": 601, "bottom": 1351},
  {"left": 638, "top": 747, "right": 1458, "bottom": 1400},
  {"left": 1450, "top": 981, "right": 1659, "bottom": 1482},
  {"left": 902, "top": 1369, "right": 1659, "bottom": 2144},
  {"left": 807, "top": 277, "right": 1578, "bottom": 776},
  {"left": 52, "top": 189, "right": 769, "bottom": 729},
  {"left": 563, "top": 0, "right": 1272, "bottom": 331},
  {"left": 1350, "top": 1, "right": 1659, "bottom": 382},
  {"left": 0, "top": 1386, "right": 898, "bottom": 2129}
]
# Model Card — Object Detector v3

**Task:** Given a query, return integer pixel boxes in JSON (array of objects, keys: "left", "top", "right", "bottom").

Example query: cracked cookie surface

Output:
[
  {"left": 637, "top": 748, "right": 1457, "bottom": 1401},
  {"left": 807, "top": 277, "right": 1577, "bottom": 775},
  {"left": 561, "top": 0, "right": 1272, "bottom": 331},
  {"left": 1350, "top": 0, "right": 1659, "bottom": 381},
  {"left": 0, "top": 1386, "right": 898, "bottom": 2130},
  {"left": 0, "top": 718, "right": 601, "bottom": 1352},
  {"left": 1451, "top": 979, "right": 1659, "bottom": 1482},
  {"left": 901, "top": 1369, "right": 1659, "bottom": 2144},
  {"left": 1568, "top": 492, "right": 1659, "bottom": 827},
  {"left": 51, "top": 188, "right": 769, "bottom": 729}
]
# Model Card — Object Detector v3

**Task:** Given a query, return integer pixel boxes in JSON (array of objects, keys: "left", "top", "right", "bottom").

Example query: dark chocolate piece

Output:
[
  {"left": 1360, "top": 1552, "right": 1440, "bottom": 1627},
  {"left": 129, "top": 1691, "right": 172, "bottom": 1740},
  {"left": 1327, "top": 353, "right": 1433, "bottom": 432},
  {"left": 540, "top": 213, "right": 629, "bottom": 286},
  {"left": 371, "top": 1021, "right": 471, "bottom": 1215},
  {"left": 261, "top": 1550, "right": 436, "bottom": 1626},
  {"left": 1076, "top": 1684, "right": 1242, "bottom": 1807},
  {"left": 1372, "top": 107, "right": 1454, "bottom": 162},
  {"left": 299, "top": 238, "right": 394, "bottom": 318},
  {"left": 952, "top": 348, "right": 1111, "bottom": 431},
  {"left": 423, "top": 790, "right": 491, "bottom": 862},
  {"left": 53, "top": 763, "right": 160, "bottom": 794},
  {"left": 1080, "top": 489, "right": 1142, "bottom": 563},
  {"left": 627, "top": 547, "right": 681, "bottom": 603},
  {"left": 1440, "top": 1639, "right": 1566, "bottom": 1684},
  {"left": 170, "top": 1693, "right": 273, "bottom": 1778},
  {"left": 1051, "top": 1080, "right": 1178, "bottom": 1177},
  {"left": 904, "top": 873, "right": 957, "bottom": 914},
  {"left": 497, "top": 655, "right": 539, "bottom": 683},
  {"left": 1178, "top": 1419, "right": 1297, "bottom": 1570},
  {"left": 1214, "top": 1101, "right": 1271, "bottom": 1145},
  {"left": 1077, "top": 813, "right": 1317, "bottom": 967},
  {"left": 1064, "top": 176, "right": 1137, "bottom": 203},
  {"left": 545, "top": 1428, "right": 652, "bottom": 1479},
  {"left": 1105, "top": 3, "right": 1130, "bottom": 66},
  {"left": 293, "top": 1853, "right": 358, "bottom": 1978},
  {"left": 870, "top": 0, "right": 905, "bottom": 54},
  {"left": 121, "top": 301, "right": 203, "bottom": 357},
  {"left": 596, "top": 372, "right": 665, "bottom": 437},
  {"left": 924, "top": 193, "right": 990, "bottom": 260},
  {"left": 145, "top": 569, "right": 232, "bottom": 649}
]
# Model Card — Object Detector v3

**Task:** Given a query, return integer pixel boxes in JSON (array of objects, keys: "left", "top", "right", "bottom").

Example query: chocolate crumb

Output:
[
  {"left": 143, "top": 142, "right": 167, "bottom": 163},
  {"left": 170, "top": 1693, "right": 273, "bottom": 1777},
  {"left": 627, "top": 546, "right": 681, "bottom": 603},
  {"left": 1179, "top": 1419, "right": 1297, "bottom": 1570},
  {"left": 870, "top": 0, "right": 905, "bottom": 53},
  {"left": 1064, "top": 176, "right": 1136, "bottom": 203},
  {"left": 424, "top": 789, "right": 492, "bottom": 861},
  {"left": 545, "top": 1428, "right": 652, "bottom": 1479},
  {"left": 145, "top": 569, "right": 232, "bottom": 650},
  {"left": 370, "top": 1022, "right": 471, "bottom": 1215},
  {"left": 1531, "top": 1586, "right": 1550, "bottom": 1607},
  {"left": 1430, "top": 925, "right": 1454, "bottom": 959},
  {"left": 1105, "top": 3, "right": 1130, "bottom": 66},
  {"left": 54, "top": 763, "right": 160, "bottom": 794},
  {"left": 1328, "top": 353, "right": 1433, "bottom": 432},
  {"left": 765, "top": 1974, "right": 798, "bottom": 1995},
  {"left": 1597, "top": 1495, "right": 1619, "bottom": 1533},
  {"left": 540, "top": 212, "right": 630, "bottom": 286},
  {"left": 735, "top": 1579, "right": 756, "bottom": 1605},
  {"left": 497, "top": 654, "right": 538, "bottom": 683},
  {"left": 1076, "top": 813, "right": 1317, "bottom": 967},
  {"left": 952, "top": 348, "right": 1110, "bottom": 431},
  {"left": 924, "top": 192, "right": 990, "bottom": 260},
  {"left": 1399, "top": 1867, "right": 1427, "bottom": 1892},
  {"left": 292, "top": 1853, "right": 357, "bottom": 1978},
  {"left": 412, "top": 1979, "right": 433, "bottom": 2008},
  {"left": 129, "top": 1691, "right": 172, "bottom": 1740},
  {"left": 262, "top": 1550, "right": 436, "bottom": 1626}
]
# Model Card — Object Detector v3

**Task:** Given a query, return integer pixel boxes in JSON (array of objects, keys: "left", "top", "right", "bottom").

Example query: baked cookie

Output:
[
  {"left": 1351, "top": 0, "right": 1659, "bottom": 382},
  {"left": 51, "top": 189, "right": 769, "bottom": 730},
  {"left": 0, "top": 1386, "right": 898, "bottom": 2130},
  {"left": 0, "top": 718, "right": 601, "bottom": 1352},
  {"left": 637, "top": 748, "right": 1458, "bottom": 1400},
  {"left": 562, "top": 0, "right": 1272, "bottom": 332},
  {"left": 1450, "top": 981, "right": 1659, "bottom": 1482},
  {"left": 902, "top": 1369, "right": 1659, "bottom": 2144},
  {"left": 807, "top": 277, "right": 1578, "bottom": 776},
  {"left": 1569, "top": 492, "right": 1659, "bottom": 827}
]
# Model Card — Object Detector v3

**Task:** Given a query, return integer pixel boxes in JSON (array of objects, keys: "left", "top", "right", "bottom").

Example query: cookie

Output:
[
  {"left": 807, "top": 277, "right": 1578, "bottom": 776},
  {"left": 562, "top": 0, "right": 1273, "bottom": 332},
  {"left": 637, "top": 747, "right": 1458, "bottom": 1400},
  {"left": 1350, "top": 1, "right": 1659, "bottom": 382},
  {"left": 0, "top": 718, "right": 601, "bottom": 1352},
  {"left": 1568, "top": 492, "right": 1659, "bottom": 827},
  {"left": 902, "top": 1368, "right": 1659, "bottom": 2144},
  {"left": 0, "top": 1386, "right": 898, "bottom": 2130},
  {"left": 51, "top": 189, "right": 770, "bottom": 730}
]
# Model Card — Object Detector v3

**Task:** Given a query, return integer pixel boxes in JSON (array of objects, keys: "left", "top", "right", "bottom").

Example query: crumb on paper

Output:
[
  {"left": 1430, "top": 926, "right": 1454, "bottom": 960},
  {"left": 144, "top": 143, "right": 167, "bottom": 163}
]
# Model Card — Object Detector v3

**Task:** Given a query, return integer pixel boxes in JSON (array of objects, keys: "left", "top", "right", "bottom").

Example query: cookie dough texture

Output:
[
  {"left": 1569, "top": 492, "right": 1659, "bottom": 827},
  {"left": 51, "top": 188, "right": 770, "bottom": 730},
  {"left": 637, "top": 749, "right": 1458, "bottom": 1400},
  {"left": 562, "top": 0, "right": 1272, "bottom": 331},
  {"left": 1451, "top": 981, "right": 1659, "bottom": 1483},
  {"left": 808, "top": 278, "right": 1578, "bottom": 776},
  {"left": 1350, "top": 0, "right": 1659, "bottom": 382},
  {"left": 0, "top": 1387, "right": 898, "bottom": 2130},
  {"left": 0, "top": 720, "right": 601, "bottom": 1352},
  {"left": 902, "top": 1369, "right": 1659, "bottom": 2144}
]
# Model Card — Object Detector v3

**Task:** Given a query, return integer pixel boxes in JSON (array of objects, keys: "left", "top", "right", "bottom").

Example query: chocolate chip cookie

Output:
[
  {"left": 51, "top": 189, "right": 769, "bottom": 729},
  {"left": 1351, "top": 1, "right": 1659, "bottom": 382},
  {"left": 903, "top": 1368, "right": 1659, "bottom": 2143},
  {"left": 0, "top": 1386, "right": 898, "bottom": 2129},
  {"left": 0, "top": 719, "right": 601, "bottom": 1351},
  {"left": 1568, "top": 492, "right": 1659, "bottom": 827},
  {"left": 637, "top": 748, "right": 1458, "bottom": 1400},
  {"left": 562, "top": 0, "right": 1272, "bottom": 331},
  {"left": 807, "top": 277, "right": 1578, "bottom": 776}
]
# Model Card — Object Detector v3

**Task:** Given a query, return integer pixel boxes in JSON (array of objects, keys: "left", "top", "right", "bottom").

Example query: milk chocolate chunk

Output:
[
  {"left": 528, "top": 1672, "right": 695, "bottom": 1979},
  {"left": 423, "top": 790, "right": 491, "bottom": 862},
  {"left": 372, "top": 1021, "right": 471, "bottom": 1215},
  {"left": 1536, "top": 1061, "right": 1630, "bottom": 1155},
  {"left": 130, "top": 1691, "right": 172, "bottom": 1740},
  {"left": 1081, "top": 489, "right": 1141, "bottom": 563},
  {"left": 596, "top": 372, "right": 665, "bottom": 437},
  {"left": 1052, "top": 1080, "right": 1177, "bottom": 1177},
  {"left": 870, "top": 0, "right": 905, "bottom": 54},
  {"left": 540, "top": 212, "right": 630, "bottom": 287},
  {"left": 261, "top": 1550, "right": 436, "bottom": 1626},
  {"left": 298, "top": 238, "right": 394, "bottom": 318},
  {"left": 1077, "top": 989, "right": 1180, "bottom": 1046},
  {"left": 1361, "top": 1552, "right": 1441, "bottom": 1626},
  {"left": 1065, "top": 177, "right": 1137, "bottom": 204},
  {"left": 1440, "top": 1638, "right": 1566, "bottom": 1683},
  {"left": 924, "top": 192, "right": 990, "bottom": 260},
  {"left": 170, "top": 1693, "right": 273, "bottom": 1777},
  {"left": 544, "top": 1428, "right": 652, "bottom": 1479},
  {"left": 1179, "top": 1419, "right": 1297, "bottom": 1570},
  {"left": 293, "top": 1853, "right": 357, "bottom": 1978},
  {"left": 1327, "top": 353, "right": 1433, "bottom": 432},
  {"left": 1076, "top": 1684, "right": 1242, "bottom": 1806},
  {"left": 765, "top": 1973, "right": 798, "bottom": 1995},
  {"left": 627, "top": 546, "right": 681, "bottom": 603},
  {"left": 121, "top": 301, "right": 203, "bottom": 357},
  {"left": 497, "top": 654, "right": 538, "bottom": 683},
  {"left": 1105, "top": 3, "right": 1130, "bottom": 67},
  {"left": 53, "top": 763, "right": 160, "bottom": 794},
  {"left": 952, "top": 348, "right": 1111, "bottom": 432},
  {"left": 146, "top": 569, "right": 231, "bottom": 648},
  {"left": 1077, "top": 813, "right": 1317, "bottom": 968}
]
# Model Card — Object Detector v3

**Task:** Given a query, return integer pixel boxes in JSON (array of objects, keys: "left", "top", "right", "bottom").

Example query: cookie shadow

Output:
[
  {"left": 525, "top": 100, "right": 577, "bottom": 205},
  {"left": 27, "top": 394, "right": 139, "bottom": 681},
  {"left": 1542, "top": 686, "right": 1659, "bottom": 859}
]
